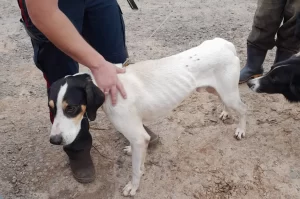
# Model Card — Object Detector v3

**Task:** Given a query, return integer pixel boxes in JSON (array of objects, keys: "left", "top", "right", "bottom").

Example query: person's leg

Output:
[
  {"left": 19, "top": 0, "right": 95, "bottom": 183},
  {"left": 83, "top": 0, "right": 159, "bottom": 144},
  {"left": 275, "top": 0, "right": 300, "bottom": 63},
  {"left": 240, "top": 0, "right": 286, "bottom": 83},
  {"left": 296, "top": 12, "right": 300, "bottom": 39},
  {"left": 83, "top": 0, "right": 128, "bottom": 63}
]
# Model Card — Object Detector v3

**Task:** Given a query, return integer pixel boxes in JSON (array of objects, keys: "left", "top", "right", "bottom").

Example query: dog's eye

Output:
[{"left": 65, "top": 105, "right": 79, "bottom": 114}]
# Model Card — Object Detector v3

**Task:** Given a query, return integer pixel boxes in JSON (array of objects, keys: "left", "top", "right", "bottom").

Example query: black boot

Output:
[
  {"left": 63, "top": 117, "right": 95, "bottom": 183},
  {"left": 274, "top": 48, "right": 295, "bottom": 64},
  {"left": 239, "top": 44, "right": 267, "bottom": 84},
  {"left": 143, "top": 125, "right": 159, "bottom": 147}
]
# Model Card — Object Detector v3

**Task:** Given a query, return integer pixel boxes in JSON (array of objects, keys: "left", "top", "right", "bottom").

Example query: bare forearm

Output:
[{"left": 25, "top": 0, "right": 104, "bottom": 70}]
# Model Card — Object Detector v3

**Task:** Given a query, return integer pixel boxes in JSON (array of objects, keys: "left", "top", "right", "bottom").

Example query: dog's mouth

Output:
[
  {"left": 247, "top": 79, "right": 264, "bottom": 93},
  {"left": 250, "top": 85, "right": 262, "bottom": 93}
]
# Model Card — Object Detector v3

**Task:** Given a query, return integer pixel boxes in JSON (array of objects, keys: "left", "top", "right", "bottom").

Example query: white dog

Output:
[{"left": 48, "top": 37, "right": 247, "bottom": 196}]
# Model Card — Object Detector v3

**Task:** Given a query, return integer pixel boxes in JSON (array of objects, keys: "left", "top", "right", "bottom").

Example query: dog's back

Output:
[{"left": 104, "top": 38, "right": 240, "bottom": 122}]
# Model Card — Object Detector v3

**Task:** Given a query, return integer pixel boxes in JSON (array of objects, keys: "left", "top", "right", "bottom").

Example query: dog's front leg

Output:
[{"left": 123, "top": 130, "right": 150, "bottom": 196}]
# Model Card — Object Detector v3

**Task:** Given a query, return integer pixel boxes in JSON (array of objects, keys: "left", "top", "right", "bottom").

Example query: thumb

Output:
[{"left": 116, "top": 67, "right": 126, "bottom": 74}]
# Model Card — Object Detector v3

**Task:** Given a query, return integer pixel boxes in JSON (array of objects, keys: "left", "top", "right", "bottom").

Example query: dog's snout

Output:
[
  {"left": 247, "top": 80, "right": 254, "bottom": 88},
  {"left": 50, "top": 134, "right": 63, "bottom": 145}
]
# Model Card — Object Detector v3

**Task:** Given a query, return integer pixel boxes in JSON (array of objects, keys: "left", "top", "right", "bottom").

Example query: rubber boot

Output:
[
  {"left": 273, "top": 48, "right": 295, "bottom": 64},
  {"left": 239, "top": 44, "right": 267, "bottom": 84},
  {"left": 143, "top": 125, "right": 159, "bottom": 147},
  {"left": 63, "top": 117, "right": 95, "bottom": 183}
]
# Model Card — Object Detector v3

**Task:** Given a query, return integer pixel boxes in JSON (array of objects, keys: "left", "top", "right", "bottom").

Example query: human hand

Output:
[{"left": 91, "top": 60, "right": 127, "bottom": 106}]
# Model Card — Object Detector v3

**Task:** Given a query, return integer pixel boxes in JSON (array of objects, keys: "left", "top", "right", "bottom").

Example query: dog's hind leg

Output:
[
  {"left": 203, "top": 87, "right": 230, "bottom": 120},
  {"left": 214, "top": 84, "right": 247, "bottom": 140},
  {"left": 219, "top": 106, "right": 230, "bottom": 121}
]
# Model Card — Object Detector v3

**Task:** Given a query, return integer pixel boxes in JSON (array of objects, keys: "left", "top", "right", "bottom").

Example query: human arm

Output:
[{"left": 25, "top": 0, "right": 127, "bottom": 105}]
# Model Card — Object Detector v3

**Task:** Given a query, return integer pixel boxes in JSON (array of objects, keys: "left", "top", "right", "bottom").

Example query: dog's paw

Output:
[
  {"left": 235, "top": 128, "right": 245, "bottom": 140},
  {"left": 123, "top": 181, "right": 139, "bottom": 196},
  {"left": 123, "top": 146, "right": 132, "bottom": 156},
  {"left": 219, "top": 111, "right": 229, "bottom": 121}
]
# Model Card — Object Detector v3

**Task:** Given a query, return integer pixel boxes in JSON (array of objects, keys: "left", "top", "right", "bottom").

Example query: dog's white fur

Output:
[
  {"left": 247, "top": 76, "right": 262, "bottom": 92},
  {"left": 98, "top": 38, "right": 247, "bottom": 196}
]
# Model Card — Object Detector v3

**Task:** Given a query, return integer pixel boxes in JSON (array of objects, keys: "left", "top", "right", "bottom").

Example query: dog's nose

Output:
[
  {"left": 50, "top": 135, "right": 63, "bottom": 145},
  {"left": 247, "top": 80, "right": 254, "bottom": 88}
]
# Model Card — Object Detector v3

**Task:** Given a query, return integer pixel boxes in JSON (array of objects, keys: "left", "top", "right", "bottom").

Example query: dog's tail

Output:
[
  {"left": 225, "top": 40, "right": 237, "bottom": 57},
  {"left": 214, "top": 37, "right": 237, "bottom": 56}
]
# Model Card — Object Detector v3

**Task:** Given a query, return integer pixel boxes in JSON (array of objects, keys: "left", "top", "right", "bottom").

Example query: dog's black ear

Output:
[{"left": 85, "top": 78, "right": 105, "bottom": 121}]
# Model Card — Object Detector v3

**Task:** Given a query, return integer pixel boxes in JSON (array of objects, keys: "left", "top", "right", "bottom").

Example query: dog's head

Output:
[
  {"left": 247, "top": 55, "right": 300, "bottom": 102},
  {"left": 48, "top": 73, "right": 105, "bottom": 145}
]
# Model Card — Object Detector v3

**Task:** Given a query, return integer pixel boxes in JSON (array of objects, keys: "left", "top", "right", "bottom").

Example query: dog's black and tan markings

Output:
[
  {"left": 248, "top": 53, "right": 300, "bottom": 102},
  {"left": 48, "top": 73, "right": 105, "bottom": 145}
]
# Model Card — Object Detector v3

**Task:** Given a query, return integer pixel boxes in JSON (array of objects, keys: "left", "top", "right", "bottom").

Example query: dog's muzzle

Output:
[
  {"left": 247, "top": 79, "right": 255, "bottom": 89},
  {"left": 50, "top": 134, "right": 63, "bottom": 145},
  {"left": 247, "top": 79, "right": 261, "bottom": 93}
]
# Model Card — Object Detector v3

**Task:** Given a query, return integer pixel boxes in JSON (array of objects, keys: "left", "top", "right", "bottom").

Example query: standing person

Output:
[
  {"left": 17, "top": 0, "right": 158, "bottom": 183},
  {"left": 239, "top": 0, "right": 300, "bottom": 84}
]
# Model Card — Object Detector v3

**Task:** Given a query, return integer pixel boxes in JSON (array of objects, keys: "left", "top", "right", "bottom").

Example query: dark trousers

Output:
[
  {"left": 18, "top": 0, "right": 128, "bottom": 154},
  {"left": 296, "top": 12, "right": 300, "bottom": 39},
  {"left": 248, "top": 0, "right": 300, "bottom": 53}
]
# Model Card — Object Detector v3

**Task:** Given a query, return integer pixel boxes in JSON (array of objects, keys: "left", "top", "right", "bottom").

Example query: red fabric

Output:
[
  {"left": 43, "top": 74, "right": 51, "bottom": 89},
  {"left": 18, "top": 0, "right": 29, "bottom": 27},
  {"left": 43, "top": 74, "right": 54, "bottom": 124}
]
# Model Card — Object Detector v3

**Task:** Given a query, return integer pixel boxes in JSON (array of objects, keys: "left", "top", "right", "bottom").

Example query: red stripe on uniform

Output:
[
  {"left": 18, "top": 0, "right": 29, "bottom": 27},
  {"left": 43, "top": 73, "right": 51, "bottom": 89},
  {"left": 43, "top": 74, "right": 54, "bottom": 124}
]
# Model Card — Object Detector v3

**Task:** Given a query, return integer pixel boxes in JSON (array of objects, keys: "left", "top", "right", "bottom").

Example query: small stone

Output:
[
  {"left": 207, "top": 176, "right": 212, "bottom": 182},
  {"left": 0, "top": 115, "right": 6, "bottom": 120},
  {"left": 12, "top": 176, "right": 17, "bottom": 183},
  {"left": 31, "top": 178, "right": 38, "bottom": 183},
  {"left": 209, "top": 118, "right": 217, "bottom": 123},
  {"left": 15, "top": 82, "right": 21, "bottom": 87}
]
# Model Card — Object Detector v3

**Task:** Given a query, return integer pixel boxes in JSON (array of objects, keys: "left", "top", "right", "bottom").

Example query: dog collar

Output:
[{"left": 122, "top": 58, "right": 131, "bottom": 67}]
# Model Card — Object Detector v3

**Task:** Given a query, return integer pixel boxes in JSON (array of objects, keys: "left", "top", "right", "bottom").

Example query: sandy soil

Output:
[{"left": 1, "top": 0, "right": 300, "bottom": 198}]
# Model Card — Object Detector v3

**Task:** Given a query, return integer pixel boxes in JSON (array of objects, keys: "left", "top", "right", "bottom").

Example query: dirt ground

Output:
[{"left": 1, "top": 0, "right": 300, "bottom": 198}]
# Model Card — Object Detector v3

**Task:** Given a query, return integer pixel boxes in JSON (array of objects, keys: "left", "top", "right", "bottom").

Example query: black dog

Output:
[{"left": 247, "top": 53, "right": 300, "bottom": 102}]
